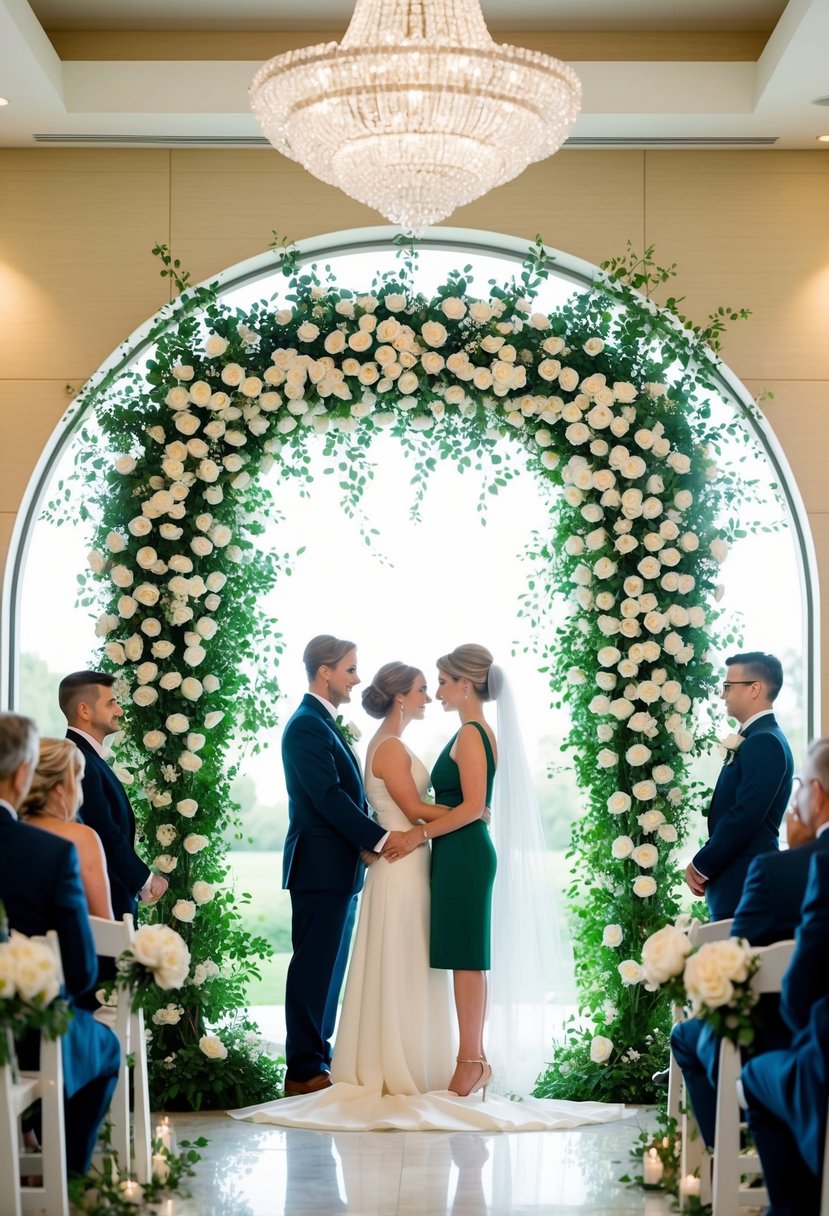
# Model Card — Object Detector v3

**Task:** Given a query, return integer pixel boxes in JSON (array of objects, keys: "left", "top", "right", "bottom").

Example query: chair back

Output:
[
  {"left": 689, "top": 917, "right": 734, "bottom": 946},
  {"left": 89, "top": 914, "right": 135, "bottom": 959},
  {"left": 750, "top": 939, "right": 796, "bottom": 994}
]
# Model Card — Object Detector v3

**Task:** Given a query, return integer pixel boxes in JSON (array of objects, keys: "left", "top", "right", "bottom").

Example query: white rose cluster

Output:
[
  {"left": 0, "top": 932, "right": 62, "bottom": 1005},
  {"left": 129, "top": 924, "right": 191, "bottom": 990}
]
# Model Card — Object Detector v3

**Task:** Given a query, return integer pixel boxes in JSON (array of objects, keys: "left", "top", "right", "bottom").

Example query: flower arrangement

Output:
[
  {"left": 109, "top": 923, "right": 191, "bottom": 1010},
  {"left": 51, "top": 236, "right": 760, "bottom": 1105},
  {"left": 639, "top": 920, "right": 760, "bottom": 1046},
  {"left": 0, "top": 930, "right": 72, "bottom": 1066}
]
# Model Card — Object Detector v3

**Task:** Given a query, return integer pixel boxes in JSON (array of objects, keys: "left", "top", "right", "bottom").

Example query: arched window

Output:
[{"left": 1, "top": 229, "right": 816, "bottom": 1010}]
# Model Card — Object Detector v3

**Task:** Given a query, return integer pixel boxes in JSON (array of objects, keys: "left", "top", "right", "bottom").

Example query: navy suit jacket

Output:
[
  {"left": 694, "top": 714, "right": 792, "bottom": 920},
  {"left": 744, "top": 850, "right": 829, "bottom": 1175},
  {"left": 69, "top": 730, "right": 150, "bottom": 918},
  {"left": 281, "top": 694, "right": 384, "bottom": 894},
  {"left": 0, "top": 804, "right": 116, "bottom": 1096}
]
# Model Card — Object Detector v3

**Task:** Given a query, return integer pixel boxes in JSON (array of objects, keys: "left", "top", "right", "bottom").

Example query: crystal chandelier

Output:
[{"left": 250, "top": 0, "right": 582, "bottom": 231}]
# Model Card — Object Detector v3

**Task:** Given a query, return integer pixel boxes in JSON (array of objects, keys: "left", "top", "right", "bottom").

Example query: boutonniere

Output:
[
  {"left": 334, "top": 716, "right": 361, "bottom": 747},
  {"left": 719, "top": 733, "right": 744, "bottom": 765}
]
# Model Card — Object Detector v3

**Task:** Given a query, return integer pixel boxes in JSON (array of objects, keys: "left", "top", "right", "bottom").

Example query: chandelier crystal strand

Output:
[{"left": 250, "top": 0, "right": 581, "bottom": 230}]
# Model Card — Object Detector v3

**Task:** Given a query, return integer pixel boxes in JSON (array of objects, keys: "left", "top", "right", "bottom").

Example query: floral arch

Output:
[{"left": 0, "top": 228, "right": 817, "bottom": 1108}]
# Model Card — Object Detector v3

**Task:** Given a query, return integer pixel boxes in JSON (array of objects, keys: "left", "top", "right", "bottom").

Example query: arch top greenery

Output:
[{"left": 39, "top": 232, "right": 790, "bottom": 1107}]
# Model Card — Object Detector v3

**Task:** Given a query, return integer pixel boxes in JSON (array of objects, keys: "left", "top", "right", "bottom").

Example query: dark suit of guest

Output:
[
  {"left": 68, "top": 730, "right": 149, "bottom": 920},
  {"left": 671, "top": 832, "right": 829, "bottom": 1147},
  {"left": 694, "top": 714, "right": 792, "bottom": 920},
  {"left": 741, "top": 850, "right": 829, "bottom": 1216},
  {"left": 281, "top": 694, "right": 385, "bottom": 1082},
  {"left": 0, "top": 803, "right": 120, "bottom": 1175}
]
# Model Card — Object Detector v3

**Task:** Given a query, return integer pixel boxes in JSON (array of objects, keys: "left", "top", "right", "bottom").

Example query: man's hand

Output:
[
  {"left": 684, "top": 862, "right": 707, "bottom": 897},
  {"left": 140, "top": 873, "right": 169, "bottom": 903}
]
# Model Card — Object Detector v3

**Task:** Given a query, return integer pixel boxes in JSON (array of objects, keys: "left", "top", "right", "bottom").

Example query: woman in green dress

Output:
[{"left": 385, "top": 643, "right": 497, "bottom": 1099}]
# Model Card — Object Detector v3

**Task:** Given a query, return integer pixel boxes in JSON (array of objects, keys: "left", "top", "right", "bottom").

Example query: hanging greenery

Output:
[{"left": 50, "top": 235, "right": 757, "bottom": 1108}]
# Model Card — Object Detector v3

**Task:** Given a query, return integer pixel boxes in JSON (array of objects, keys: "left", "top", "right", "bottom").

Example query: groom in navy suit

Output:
[
  {"left": 281, "top": 636, "right": 409, "bottom": 1096},
  {"left": 686, "top": 651, "right": 793, "bottom": 920},
  {"left": 0, "top": 712, "right": 120, "bottom": 1175}
]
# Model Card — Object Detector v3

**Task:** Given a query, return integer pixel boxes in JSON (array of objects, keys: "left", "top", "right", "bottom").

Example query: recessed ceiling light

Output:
[
  {"left": 818, "top": 134, "right": 829, "bottom": 143},
  {"left": 0, "top": 98, "right": 10, "bottom": 107}
]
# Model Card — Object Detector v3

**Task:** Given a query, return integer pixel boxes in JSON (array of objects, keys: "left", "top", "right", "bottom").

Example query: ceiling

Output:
[{"left": 1, "top": 0, "right": 828, "bottom": 150}]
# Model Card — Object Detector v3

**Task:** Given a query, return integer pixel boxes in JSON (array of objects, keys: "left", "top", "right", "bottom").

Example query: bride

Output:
[{"left": 232, "top": 656, "right": 623, "bottom": 1132}]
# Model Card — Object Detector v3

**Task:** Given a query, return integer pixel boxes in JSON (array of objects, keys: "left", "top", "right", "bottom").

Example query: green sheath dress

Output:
[{"left": 429, "top": 721, "right": 498, "bottom": 970}]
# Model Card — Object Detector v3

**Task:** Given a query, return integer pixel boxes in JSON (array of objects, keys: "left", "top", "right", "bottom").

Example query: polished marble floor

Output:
[{"left": 165, "top": 1108, "right": 679, "bottom": 1215}]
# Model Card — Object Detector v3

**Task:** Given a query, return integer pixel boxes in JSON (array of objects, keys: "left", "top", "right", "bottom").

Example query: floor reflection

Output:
[{"left": 167, "top": 1109, "right": 674, "bottom": 1215}]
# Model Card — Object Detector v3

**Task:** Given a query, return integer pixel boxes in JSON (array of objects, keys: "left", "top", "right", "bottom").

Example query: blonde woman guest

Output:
[
  {"left": 387, "top": 644, "right": 497, "bottom": 1099},
  {"left": 332, "top": 662, "right": 456, "bottom": 1094},
  {"left": 20, "top": 738, "right": 114, "bottom": 919}
]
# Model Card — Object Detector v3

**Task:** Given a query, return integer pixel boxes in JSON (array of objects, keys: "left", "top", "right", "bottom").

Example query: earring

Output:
[{"left": 464, "top": 684, "right": 468, "bottom": 701}]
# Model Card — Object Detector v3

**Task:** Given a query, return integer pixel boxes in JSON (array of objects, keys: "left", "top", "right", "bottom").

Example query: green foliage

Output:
[
  {"left": 68, "top": 1123, "right": 208, "bottom": 1212},
  {"left": 48, "top": 235, "right": 770, "bottom": 1107}
]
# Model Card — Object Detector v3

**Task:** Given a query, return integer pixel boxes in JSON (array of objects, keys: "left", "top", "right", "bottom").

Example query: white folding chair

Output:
[
  {"left": 711, "top": 938, "right": 796, "bottom": 1216},
  {"left": 89, "top": 915, "right": 152, "bottom": 1184},
  {"left": 0, "top": 930, "right": 69, "bottom": 1216},
  {"left": 674, "top": 918, "right": 733, "bottom": 1209}
]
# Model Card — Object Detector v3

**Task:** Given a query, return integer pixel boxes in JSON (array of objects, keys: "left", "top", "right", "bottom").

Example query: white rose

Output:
[
  {"left": 135, "top": 661, "right": 159, "bottom": 684},
  {"left": 641, "top": 925, "right": 692, "bottom": 985},
  {"left": 611, "top": 835, "right": 634, "bottom": 859},
  {"left": 192, "top": 881, "right": 215, "bottom": 905},
  {"left": 607, "top": 792, "right": 631, "bottom": 815},
  {"left": 618, "top": 959, "right": 643, "bottom": 985},
  {"left": 171, "top": 900, "right": 196, "bottom": 924},
  {"left": 652, "top": 764, "right": 675, "bottom": 784},
  {"left": 179, "top": 750, "right": 203, "bottom": 772},
  {"left": 597, "top": 749, "right": 619, "bottom": 768},
  {"left": 710, "top": 537, "right": 730, "bottom": 563},
  {"left": 184, "top": 833, "right": 209, "bottom": 854},
  {"left": 597, "top": 646, "right": 621, "bottom": 668},
  {"left": 132, "top": 686, "right": 158, "bottom": 708},
  {"left": 637, "top": 809, "right": 665, "bottom": 833},
  {"left": 590, "top": 1035, "right": 613, "bottom": 1064},
  {"left": 626, "top": 744, "right": 652, "bottom": 766},
  {"left": 199, "top": 1034, "right": 228, "bottom": 1060},
  {"left": 632, "top": 779, "right": 657, "bottom": 801},
  {"left": 177, "top": 799, "right": 198, "bottom": 818},
  {"left": 180, "top": 677, "right": 203, "bottom": 701},
  {"left": 631, "top": 843, "right": 659, "bottom": 869},
  {"left": 165, "top": 714, "right": 190, "bottom": 735},
  {"left": 658, "top": 823, "right": 679, "bottom": 842},
  {"left": 667, "top": 451, "right": 692, "bottom": 474},
  {"left": 603, "top": 924, "right": 623, "bottom": 948},
  {"left": 633, "top": 875, "right": 657, "bottom": 898},
  {"left": 609, "top": 698, "right": 634, "bottom": 721}
]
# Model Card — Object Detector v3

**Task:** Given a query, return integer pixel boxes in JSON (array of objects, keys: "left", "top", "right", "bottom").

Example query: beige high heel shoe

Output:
[{"left": 451, "top": 1057, "right": 492, "bottom": 1101}]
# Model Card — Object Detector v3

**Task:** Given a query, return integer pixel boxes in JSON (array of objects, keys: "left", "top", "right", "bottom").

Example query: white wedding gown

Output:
[{"left": 230, "top": 746, "right": 625, "bottom": 1132}]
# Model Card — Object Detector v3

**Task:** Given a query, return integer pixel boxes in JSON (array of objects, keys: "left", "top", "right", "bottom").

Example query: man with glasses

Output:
[{"left": 686, "top": 651, "right": 793, "bottom": 920}]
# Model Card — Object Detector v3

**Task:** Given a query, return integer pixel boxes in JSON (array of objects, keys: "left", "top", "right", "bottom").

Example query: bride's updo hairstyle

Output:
[
  {"left": 303, "top": 634, "right": 356, "bottom": 682},
  {"left": 362, "top": 662, "right": 421, "bottom": 719},
  {"left": 436, "top": 644, "right": 494, "bottom": 701}
]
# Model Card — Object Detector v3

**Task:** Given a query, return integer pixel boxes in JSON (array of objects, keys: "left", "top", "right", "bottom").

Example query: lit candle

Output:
[
  {"left": 152, "top": 1152, "right": 170, "bottom": 1183},
  {"left": 155, "top": 1118, "right": 173, "bottom": 1151},
  {"left": 119, "top": 1179, "right": 143, "bottom": 1205},
  {"left": 681, "top": 1174, "right": 701, "bottom": 1198},
  {"left": 165, "top": 1201, "right": 176, "bottom": 1216},
  {"left": 642, "top": 1147, "right": 664, "bottom": 1186}
]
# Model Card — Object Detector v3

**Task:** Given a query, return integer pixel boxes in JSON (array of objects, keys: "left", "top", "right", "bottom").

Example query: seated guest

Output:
[
  {"left": 0, "top": 712, "right": 120, "bottom": 1177},
  {"left": 671, "top": 737, "right": 829, "bottom": 1149},
  {"left": 742, "top": 849, "right": 829, "bottom": 1216},
  {"left": 60, "top": 670, "right": 166, "bottom": 918},
  {"left": 20, "top": 738, "right": 114, "bottom": 919}
]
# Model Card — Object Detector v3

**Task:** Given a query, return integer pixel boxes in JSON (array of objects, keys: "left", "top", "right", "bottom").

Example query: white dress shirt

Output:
[
  {"left": 738, "top": 708, "right": 775, "bottom": 734},
  {"left": 67, "top": 726, "right": 107, "bottom": 759}
]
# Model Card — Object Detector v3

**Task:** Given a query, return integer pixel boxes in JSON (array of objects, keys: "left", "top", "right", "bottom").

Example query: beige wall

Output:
[{"left": 2, "top": 147, "right": 828, "bottom": 710}]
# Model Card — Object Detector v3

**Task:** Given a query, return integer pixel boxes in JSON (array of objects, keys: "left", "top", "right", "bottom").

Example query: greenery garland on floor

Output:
[{"left": 50, "top": 235, "right": 758, "bottom": 1108}]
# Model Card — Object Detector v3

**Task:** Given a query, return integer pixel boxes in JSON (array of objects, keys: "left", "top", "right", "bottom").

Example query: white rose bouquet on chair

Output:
[
  {"left": 112, "top": 924, "right": 191, "bottom": 1010},
  {"left": 639, "top": 921, "right": 760, "bottom": 1047},
  {"left": 0, "top": 928, "right": 72, "bottom": 1066}
]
